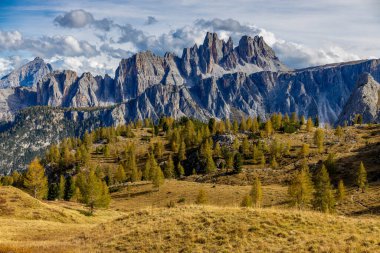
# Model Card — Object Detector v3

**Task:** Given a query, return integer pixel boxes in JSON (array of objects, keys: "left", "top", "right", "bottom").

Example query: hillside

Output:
[
  {"left": 1, "top": 190, "right": 379, "bottom": 253},
  {"left": 1, "top": 118, "right": 379, "bottom": 252}
]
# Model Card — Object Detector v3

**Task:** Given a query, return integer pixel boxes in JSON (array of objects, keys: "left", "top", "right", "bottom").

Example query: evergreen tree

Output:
[
  {"left": 64, "top": 175, "right": 76, "bottom": 201},
  {"left": 239, "top": 117, "right": 247, "bottom": 131},
  {"left": 265, "top": 119, "right": 273, "bottom": 137},
  {"left": 232, "top": 120, "right": 239, "bottom": 133},
  {"left": 314, "top": 128, "right": 325, "bottom": 153},
  {"left": 233, "top": 153, "right": 243, "bottom": 174},
  {"left": 152, "top": 165, "right": 165, "bottom": 189},
  {"left": 334, "top": 126, "right": 344, "bottom": 139},
  {"left": 299, "top": 143, "right": 310, "bottom": 158},
  {"left": 306, "top": 117, "right": 313, "bottom": 132},
  {"left": 103, "top": 144, "right": 110, "bottom": 157},
  {"left": 176, "top": 162, "right": 185, "bottom": 178},
  {"left": 115, "top": 164, "right": 126, "bottom": 183},
  {"left": 58, "top": 175, "right": 66, "bottom": 200},
  {"left": 48, "top": 183, "right": 59, "bottom": 200},
  {"left": 313, "top": 165, "right": 335, "bottom": 213},
  {"left": 143, "top": 155, "right": 152, "bottom": 180},
  {"left": 208, "top": 118, "right": 216, "bottom": 134},
  {"left": 83, "top": 131, "right": 93, "bottom": 148},
  {"left": 201, "top": 139, "right": 216, "bottom": 173},
  {"left": 290, "top": 112, "right": 298, "bottom": 124},
  {"left": 11, "top": 171, "right": 23, "bottom": 188},
  {"left": 154, "top": 140, "right": 164, "bottom": 159},
  {"left": 76, "top": 168, "right": 111, "bottom": 214},
  {"left": 178, "top": 140, "right": 187, "bottom": 161},
  {"left": 195, "top": 189, "right": 208, "bottom": 205},
  {"left": 337, "top": 179, "right": 346, "bottom": 202},
  {"left": 288, "top": 164, "right": 314, "bottom": 209},
  {"left": 24, "top": 158, "right": 48, "bottom": 199},
  {"left": 213, "top": 142, "right": 222, "bottom": 158},
  {"left": 225, "top": 119, "right": 232, "bottom": 132},
  {"left": 324, "top": 153, "right": 336, "bottom": 175},
  {"left": 224, "top": 151, "right": 233, "bottom": 172},
  {"left": 357, "top": 161, "right": 367, "bottom": 192},
  {"left": 252, "top": 117, "right": 260, "bottom": 133},
  {"left": 300, "top": 115, "right": 306, "bottom": 125},
  {"left": 250, "top": 176, "right": 263, "bottom": 207},
  {"left": 164, "top": 154, "right": 175, "bottom": 179},
  {"left": 314, "top": 116, "right": 320, "bottom": 127},
  {"left": 241, "top": 137, "right": 250, "bottom": 157}
]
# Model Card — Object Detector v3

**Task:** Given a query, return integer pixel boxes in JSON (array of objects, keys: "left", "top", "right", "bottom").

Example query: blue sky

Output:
[{"left": 0, "top": 0, "right": 379, "bottom": 77}]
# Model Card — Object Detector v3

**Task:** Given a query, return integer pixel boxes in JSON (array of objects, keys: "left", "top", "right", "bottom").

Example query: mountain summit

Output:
[
  {"left": 0, "top": 32, "right": 379, "bottom": 125},
  {"left": 0, "top": 57, "right": 53, "bottom": 89}
]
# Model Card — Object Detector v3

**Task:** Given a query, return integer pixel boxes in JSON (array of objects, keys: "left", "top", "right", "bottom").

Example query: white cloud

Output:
[
  {"left": 0, "top": 31, "right": 23, "bottom": 50},
  {"left": 54, "top": 9, "right": 94, "bottom": 28}
]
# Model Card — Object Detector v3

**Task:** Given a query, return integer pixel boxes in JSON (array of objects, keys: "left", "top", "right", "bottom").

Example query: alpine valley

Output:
[{"left": 0, "top": 32, "right": 379, "bottom": 173}]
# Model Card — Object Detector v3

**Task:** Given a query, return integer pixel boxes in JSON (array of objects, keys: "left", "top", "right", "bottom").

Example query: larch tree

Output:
[
  {"left": 164, "top": 154, "right": 175, "bottom": 179},
  {"left": 233, "top": 153, "right": 243, "bottom": 174},
  {"left": 334, "top": 126, "right": 344, "bottom": 139},
  {"left": 299, "top": 143, "right": 310, "bottom": 158},
  {"left": 24, "top": 158, "right": 48, "bottom": 199},
  {"left": 337, "top": 179, "right": 346, "bottom": 202},
  {"left": 178, "top": 140, "right": 187, "bottom": 161},
  {"left": 357, "top": 161, "right": 368, "bottom": 192},
  {"left": 288, "top": 163, "right": 314, "bottom": 209},
  {"left": 152, "top": 162, "right": 165, "bottom": 189},
  {"left": 176, "top": 162, "right": 185, "bottom": 178},
  {"left": 115, "top": 164, "right": 127, "bottom": 183},
  {"left": 313, "top": 128, "right": 325, "bottom": 153},
  {"left": 250, "top": 176, "right": 263, "bottom": 207},
  {"left": 76, "top": 168, "right": 110, "bottom": 214},
  {"left": 265, "top": 119, "right": 273, "bottom": 137},
  {"left": 306, "top": 117, "right": 313, "bottom": 132},
  {"left": 252, "top": 117, "right": 260, "bottom": 133},
  {"left": 313, "top": 165, "right": 335, "bottom": 213}
]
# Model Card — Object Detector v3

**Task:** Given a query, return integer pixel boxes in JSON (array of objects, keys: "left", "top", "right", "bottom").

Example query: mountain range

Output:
[{"left": 0, "top": 32, "right": 379, "bottom": 172}]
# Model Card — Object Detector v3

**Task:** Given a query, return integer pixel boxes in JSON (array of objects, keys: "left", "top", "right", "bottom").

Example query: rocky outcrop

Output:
[
  {"left": 0, "top": 33, "right": 380, "bottom": 126},
  {"left": 0, "top": 57, "right": 53, "bottom": 88},
  {"left": 37, "top": 71, "right": 116, "bottom": 108},
  {"left": 180, "top": 32, "right": 288, "bottom": 80},
  {"left": 337, "top": 73, "right": 380, "bottom": 124}
]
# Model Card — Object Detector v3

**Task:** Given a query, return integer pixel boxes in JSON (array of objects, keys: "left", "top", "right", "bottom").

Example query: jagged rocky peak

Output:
[
  {"left": 180, "top": 32, "right": 289, "bottom": 78},
  {"left": 114, "top": 50, "right": 184, "bottom": 101},
  {"left": 0, "top": 57, "right": 53, "bottom": 89},
  {"left": 37, "top": 70, "right": 78, "bottom": 107},
  {"left": 337, "top": 73, "right": 380, "bottom": 124}
]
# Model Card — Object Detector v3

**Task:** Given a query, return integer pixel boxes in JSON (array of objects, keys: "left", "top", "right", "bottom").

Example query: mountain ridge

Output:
[{"left": 0, "top": 32, "right": 379, "bottom": 126}]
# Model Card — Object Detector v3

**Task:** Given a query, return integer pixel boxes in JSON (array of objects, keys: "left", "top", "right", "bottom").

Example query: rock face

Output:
[
  {"left": 1, "top": 33, "right": 380, "bottom": 126},
  {"left": 337, "top": 73, "right": 380, "bottom": 124},
  {"left": 0, "top": 57, "right": 53, "bottom": 88}
]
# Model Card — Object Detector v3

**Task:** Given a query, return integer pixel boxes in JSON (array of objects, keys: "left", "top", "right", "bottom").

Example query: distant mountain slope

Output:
[
  {"left": 0, "top": 33, "right": 379, "bottom": 125},
  {"left": 337, "top": 73, "right": 380, "bottom": 124},
  {"left": 0, "top": 57, "right": 52, "bottom": 88},
  {"left": 0, "top": 106, "right": 125, "bottom": 173}
]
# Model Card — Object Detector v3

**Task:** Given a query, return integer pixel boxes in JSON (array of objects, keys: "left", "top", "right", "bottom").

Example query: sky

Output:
[{"left": 0, "top": 0, "right": 379, "bottom": 77}]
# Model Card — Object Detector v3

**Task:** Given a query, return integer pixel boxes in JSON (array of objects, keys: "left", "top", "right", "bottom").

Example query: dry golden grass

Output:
[
  {"left": 111, "top": 180, "right": 288, "bottom": 211},
  {"left": 1, "top": 182, "right": 380, "bottom": 253},
  {"left": 86, "top": 206, "right": 380, "bottom": 253},
  {"left": 0, "top": 186, "right": 122, "bottom": 253}
]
